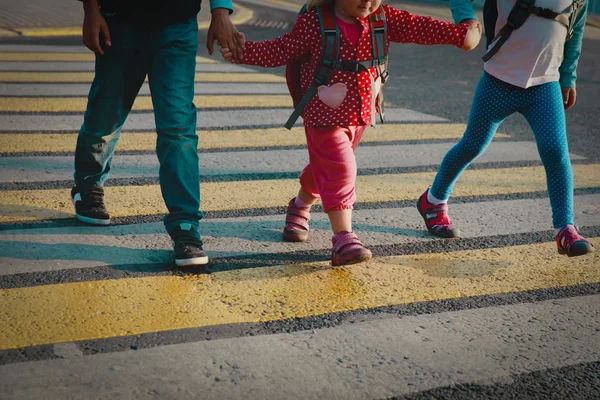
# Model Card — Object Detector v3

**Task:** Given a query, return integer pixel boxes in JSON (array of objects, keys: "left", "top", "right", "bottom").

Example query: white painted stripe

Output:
[
  {"left": 0, "top": 82, "right": 289, "bottom": 96},
  {"left": 0, "top": 108, "right": 448, "bottom": 132},
  {"left": 0, "top": 61, "right": 258, "bottom": 73},
  {"left": 0, "top": 294, "right": 598, "bottom": 399},
  {"left": 0, "top": 142, "right": 585, "bottom": 183},
  {"left": 1, "top": 195, "right": 598, "bottom": 275}
]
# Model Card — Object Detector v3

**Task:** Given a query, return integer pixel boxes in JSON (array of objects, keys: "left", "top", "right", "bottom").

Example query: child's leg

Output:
[
  {"left": 305, "top": 125, "right": 371, "bottom": 265},
  {"left": 520, "top": 81, "right": 593, "bottom": 256},
  {"left": 520, "top": 81, "right": 573, "bottom": 229},
  {"left": 418, "top": 73, "right": 520, "bottom": 238},
  {"left": 329, "top": 209, "right": 353, "bottom": 234},
  {"left": 430, "top": 72, "right": 518, "bottom": 201},
  {"left": 304, "top": 125, "right": 365, "bottom": 225}
]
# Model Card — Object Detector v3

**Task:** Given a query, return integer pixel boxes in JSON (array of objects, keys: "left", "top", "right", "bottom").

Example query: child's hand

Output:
[
  {"left": 220, "top": 32, "right": 246, "bottom": 63},
  {"left": 462, "top": 19, "right": 482, "bottom": 52},
  {"left": 561, "top": 87, "right": 577, "bottom": 110}
]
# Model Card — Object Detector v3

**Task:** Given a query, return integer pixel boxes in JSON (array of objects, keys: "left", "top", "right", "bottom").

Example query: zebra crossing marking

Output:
[
  {"left": 0, "top": 164, "right": 598, "bottom": 223},
  {"left": 0, "top": 238, "right": 598, "bottom": 350}
]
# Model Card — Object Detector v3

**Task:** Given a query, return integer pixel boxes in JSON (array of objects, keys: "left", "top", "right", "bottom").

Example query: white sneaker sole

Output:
[
  {"left": 72, "top": 195, "right": 110, "bottom": 226},
  {"left": 75, "top": 213, "right": 111, "bottom": 226},
  {"left": 175, "top": 256, "right": 209, "bottom": 267}
]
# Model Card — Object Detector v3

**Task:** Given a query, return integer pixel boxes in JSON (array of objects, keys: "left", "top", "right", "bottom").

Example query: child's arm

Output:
[
  {"left": 222, "top": 11, "right": 315, "bottom": 67},
  {"left": 384, "top": 5, "right": 480, "bottom": 51},
  {"left": 559, "top": 0, "right": 588, "bottom": 109}
]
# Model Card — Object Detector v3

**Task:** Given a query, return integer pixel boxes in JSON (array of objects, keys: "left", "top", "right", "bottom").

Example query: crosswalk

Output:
[{"left": 0, "top": 43, "right": 599, "bottom": 398}]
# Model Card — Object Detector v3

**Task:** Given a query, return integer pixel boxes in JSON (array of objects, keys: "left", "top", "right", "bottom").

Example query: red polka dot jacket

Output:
[{"left": 242, "top": 5, "right": 470, "bottom": 127}]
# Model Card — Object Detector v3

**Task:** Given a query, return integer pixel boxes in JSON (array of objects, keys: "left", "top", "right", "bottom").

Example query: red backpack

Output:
[{"left": 284, "top": 4, "right": 389, "bottom": 129}]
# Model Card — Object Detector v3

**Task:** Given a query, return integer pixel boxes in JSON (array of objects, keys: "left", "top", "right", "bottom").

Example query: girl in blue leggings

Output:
[{"left": 417, "top": 0, "right": 594, "bottom": 257}]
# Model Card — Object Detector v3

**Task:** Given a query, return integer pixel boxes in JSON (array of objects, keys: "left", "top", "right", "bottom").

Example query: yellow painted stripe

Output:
[
  {"left": 264, "top": 0, "right": 305, "bottom": 8},
  {"left": 0, "top": 53, "right": 215, "bottom": 63},
  {"left": 0, "top": 95, "right": 292, "bottom": 112},
  {"left": 0, "top": 125, "right": 509, "bottom": 154},
  {"left": 0, "top": 71, "right": 283, "bottom": 82},
  {"left": 0, "top": 164, "right": 597, "bottom": 223},
  {"left": 14, "top": 28, "right": 82, "bottom": 37},
  {"left": 0, "top": 239, "right": 598, "bottom": 350}
]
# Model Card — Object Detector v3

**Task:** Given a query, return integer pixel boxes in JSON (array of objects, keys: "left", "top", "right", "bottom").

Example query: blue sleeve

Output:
[
  {"left": 209, "top": 0, "right": 234, "bottom": 13},
  {"left": 449, "top": 0, "right": 478, "bottom": 23},
  {"left": 559, "top": 0, "right": 587, "bottom": 88}
]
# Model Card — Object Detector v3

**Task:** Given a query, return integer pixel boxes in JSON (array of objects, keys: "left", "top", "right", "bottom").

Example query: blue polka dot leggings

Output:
[{"left": 430, "top": 72, "right": 574, "bottom": 228}]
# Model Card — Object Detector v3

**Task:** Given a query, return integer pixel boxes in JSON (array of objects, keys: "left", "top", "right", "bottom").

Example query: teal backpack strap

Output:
[{"left": 285, "top": 5, "right": 340, "bottom": 130}]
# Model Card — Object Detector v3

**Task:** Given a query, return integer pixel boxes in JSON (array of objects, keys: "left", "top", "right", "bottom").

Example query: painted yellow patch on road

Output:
[
  {"left": 0, "top": 124, "right": 509, "bottom": 154},
  {"left": 0, "top": 53, "right": 215, "bottom": 63},
  {"left": 0, "top": 164, "right": 598, "bottom": 223},
  {"left": 0, "top": 239, "right": 598, "bottom": 350},
  {"left": 0, "top": 95, "right": 293, "bottom": 112},
  {"left": 0, "top": 71, "right": 283, "bottom": 83}
]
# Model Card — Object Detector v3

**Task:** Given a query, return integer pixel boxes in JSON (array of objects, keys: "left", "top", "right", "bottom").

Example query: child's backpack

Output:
[
  {"left": 481, "top": 0, "right": 585, "bottom": 62},
  {"left": 284, "top": 4, "right": 389, "bottom": 130}
]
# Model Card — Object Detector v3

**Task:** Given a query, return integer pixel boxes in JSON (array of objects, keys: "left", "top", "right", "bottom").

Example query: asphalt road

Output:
[{"left": 1, "top": 1, "right": 599, "bottom": 399}]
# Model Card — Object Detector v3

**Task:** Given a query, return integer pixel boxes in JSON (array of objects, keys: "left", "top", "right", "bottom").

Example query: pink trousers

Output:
[{"left": 299, "top": 125, "right": 367, "bottom": 213}]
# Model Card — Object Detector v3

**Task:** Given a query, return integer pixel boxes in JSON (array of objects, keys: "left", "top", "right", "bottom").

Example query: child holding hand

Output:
[{"left": 222, "top": 0, "right": 481, "bottom": 266}]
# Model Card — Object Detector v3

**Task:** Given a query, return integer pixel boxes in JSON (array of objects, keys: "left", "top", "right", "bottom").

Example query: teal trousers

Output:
[{"left": 74, "top": 14, "right": 202, "bottom": 233}]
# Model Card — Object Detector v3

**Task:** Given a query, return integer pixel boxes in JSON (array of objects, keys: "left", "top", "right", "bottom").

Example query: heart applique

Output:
[{"left": 317, "top": 82, "right": 347, "bottom": 109}]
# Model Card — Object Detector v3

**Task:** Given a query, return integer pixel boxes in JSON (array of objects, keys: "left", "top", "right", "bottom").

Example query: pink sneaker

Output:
[
  {"left": 331, "top": 231, "right": 372, "bottom": 266},
  {"left": 416, "top": 188, "right": 460, "bottom": 238},
  {"left": 555, "top": 225, "right": 594, "bottom": 257},
  {"left": 283, "top": 198, "right": 311, "bottom": 242}
]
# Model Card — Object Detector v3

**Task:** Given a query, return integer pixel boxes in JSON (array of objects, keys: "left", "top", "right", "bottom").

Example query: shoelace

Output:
[
  {"left": 82, "top": 186, "right": 106, "bottom": 208},
  {"left": 174, "top": 229, "right": 203, "bottom": 249}
]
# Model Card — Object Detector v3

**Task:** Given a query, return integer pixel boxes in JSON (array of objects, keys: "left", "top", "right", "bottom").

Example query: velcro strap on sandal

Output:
[
  {"left": 333, "top": 231, "right": 362, "bottom": 252},
  {"left": 286, "top": 203, "right": 311, "bottom": 230}
]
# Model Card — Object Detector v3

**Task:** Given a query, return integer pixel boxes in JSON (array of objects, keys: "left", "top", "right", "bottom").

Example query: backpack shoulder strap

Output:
[
  {"left": 285, "top": 4, "right": 341, "bottom": 130},
  {"left": 368, "top": 6, "right": 388, "bottom": 123},
  {"left": 483, "top": 0, "right": 536, "bottom": 62},
  {"left": 483, "top": 0, "right": 583, "bottom": 62},
  {"left": 483, "top": 0, "right": 499, "bottom": 49}
]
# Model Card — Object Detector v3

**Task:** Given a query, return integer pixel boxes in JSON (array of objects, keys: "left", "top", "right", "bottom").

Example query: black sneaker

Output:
[
  {"left": 71, "top": 185, "right": 110, "bottom": 225},
  {"left": 170, "top": 223, "right": 209, "bottom": 266}
]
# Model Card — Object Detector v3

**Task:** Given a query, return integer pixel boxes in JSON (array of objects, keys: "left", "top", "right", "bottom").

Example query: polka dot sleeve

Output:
[
  {"left": 384, "top": 5, "right": 469, "bottom": 48},
  {"left": 242, "top": 11, "right": 318, "bottom": 68}
]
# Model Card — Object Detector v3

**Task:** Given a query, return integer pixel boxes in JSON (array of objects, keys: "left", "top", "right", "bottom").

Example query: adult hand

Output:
[
  {"left": 220, "top": 32, "right": 245, "bottom": 63},
  {"left": 561, "top": 87, "right": 576, "bottom": 110},
  {"left": 207, "top": 8, "right": 243, "bottom": 62},
  {"left": 82, "top": 0, "right": 111, "bottom": 55}
]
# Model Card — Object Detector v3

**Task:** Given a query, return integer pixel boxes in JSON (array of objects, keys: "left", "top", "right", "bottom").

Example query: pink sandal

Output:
[
  {"left": 283, "top": 198, "right": 311, "bottom": 242},
  {"left": 331, "top": 231, "right": 372, "bottom": 266}
]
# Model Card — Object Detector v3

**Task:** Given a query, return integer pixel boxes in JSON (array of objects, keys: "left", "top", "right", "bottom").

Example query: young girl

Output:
[
  {"left": 222, "top": 0, "right": 481, "bottom": 266},
  {"left": 416, "top": 0, "right": 594, "bottom": 257}
]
